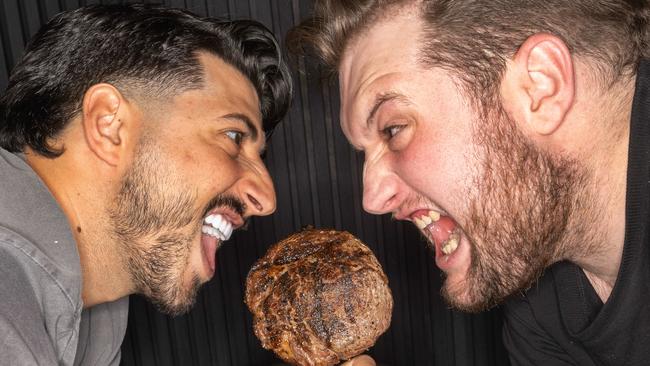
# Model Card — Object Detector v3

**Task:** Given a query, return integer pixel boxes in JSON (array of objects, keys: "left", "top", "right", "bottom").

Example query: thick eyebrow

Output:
[
  {"left": 366, "top": 92, "right": 405, "bottom": 128},
  {"left": 222, "top": 113, "right": 266, "bottom": 154}
]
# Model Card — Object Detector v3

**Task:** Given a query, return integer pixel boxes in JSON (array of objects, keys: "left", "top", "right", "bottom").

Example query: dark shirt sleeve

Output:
[
  {"left": 502, "top": 295, "right": 576, "bottom": 366},
  {"left": 0, "top": 246, "right": 58, "bottom": 365}
]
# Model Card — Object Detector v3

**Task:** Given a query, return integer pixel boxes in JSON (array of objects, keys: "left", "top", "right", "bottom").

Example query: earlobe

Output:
[
  {"left": 508, "top": 33, "right": 575, "bottom": 136},
  {"left": 82, "top": 84, "right": 127, "bottom": 166}
]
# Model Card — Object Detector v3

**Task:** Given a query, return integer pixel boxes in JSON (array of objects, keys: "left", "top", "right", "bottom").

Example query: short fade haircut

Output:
[
  {"left": 288, "top": 0, "right": 649, "bottom": 109},
  {"left": 0, "top": 4, "right": 292, "bottom": 157}
]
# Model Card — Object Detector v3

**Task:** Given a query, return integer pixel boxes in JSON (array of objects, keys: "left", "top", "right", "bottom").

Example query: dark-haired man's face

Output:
[
  {"left": 338, "top": 12, "right": 584, "bottom": 312},
  {"left": 108, "top": 54, "right": 276, "bottom": 315}
]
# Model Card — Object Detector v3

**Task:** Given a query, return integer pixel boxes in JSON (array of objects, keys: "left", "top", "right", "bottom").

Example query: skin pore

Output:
[
  {"left": 26, "top": 53, "right": 276, "bottom": 315},
  {"left": 338, "top": 8, "right": 631, "bottom": 311}
]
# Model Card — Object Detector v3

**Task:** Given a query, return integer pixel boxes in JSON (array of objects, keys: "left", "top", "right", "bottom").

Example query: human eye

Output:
[
  {"left": 225, "top": 130, "right": 244, "bottom": 146},
  {"left": 381, "top": 124, "right": 406, "bottom": 140},
  {"left": 378, "top": 118, "right": 413, "bottom": 151}
]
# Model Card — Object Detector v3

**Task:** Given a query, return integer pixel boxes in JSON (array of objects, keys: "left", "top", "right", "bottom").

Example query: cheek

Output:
[
  {"left": 397, "top": 130, "right": 451, "bottom": 195},
  {"left": 181, "top": 151, "right": 201, "bottom": 170},
  {"left": 397, "top": 128, "right": 478, "bottom": 207},
  {"left": 398, "top": 142, "right": 435, "bottom": 187},
  {"left": 205, "top": 159, "right": 240, "bottom": 193},
  {"left": 185, "top": 146, "right": 240, "bottom": 189}
]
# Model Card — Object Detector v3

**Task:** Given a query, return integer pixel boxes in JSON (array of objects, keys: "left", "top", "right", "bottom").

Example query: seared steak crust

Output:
[{"left": 245, "top": 229, "right": 393, "bottom": 366}]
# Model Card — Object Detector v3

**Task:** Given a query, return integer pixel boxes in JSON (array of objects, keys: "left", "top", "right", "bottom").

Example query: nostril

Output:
[{"left": 248, "top": 194, "right": 263, "bottom": 212}]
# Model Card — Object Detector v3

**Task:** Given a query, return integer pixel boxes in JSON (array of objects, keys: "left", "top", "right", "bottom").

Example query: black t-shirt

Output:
[{"left": 502, "top": 59, "right": 650, "bottom": 365}]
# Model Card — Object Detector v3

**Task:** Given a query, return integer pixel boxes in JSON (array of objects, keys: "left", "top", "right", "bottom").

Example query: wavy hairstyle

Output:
[{"left": 0, "top": 4, "right": 292, "bottom": 157}]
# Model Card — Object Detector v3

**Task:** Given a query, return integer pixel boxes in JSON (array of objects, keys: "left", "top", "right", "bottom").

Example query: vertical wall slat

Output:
[
  {"left": 0, "top": 26, "right": 8, "bottom": 89},
  {"left": 1, "top": 0, "right": 25, "bottom": 69}
]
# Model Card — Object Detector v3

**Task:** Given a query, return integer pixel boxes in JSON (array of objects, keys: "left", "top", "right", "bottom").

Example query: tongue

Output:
[
  {"left": 202, "top": 233, "right": 217, "bottom": 273},
  {"left": 426, "top": 216, "right": 457, "bottom": 247}
]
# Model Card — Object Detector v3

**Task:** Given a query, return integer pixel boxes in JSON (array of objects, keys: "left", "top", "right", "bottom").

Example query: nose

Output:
[
  {"left": 237, "top": 160, "right": 276, "bottom": 217},
  {"left": 362, "top": 154, "right": 403, "bottom": 215}
]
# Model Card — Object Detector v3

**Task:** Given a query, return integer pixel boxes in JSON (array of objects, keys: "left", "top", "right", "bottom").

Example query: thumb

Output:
[{"left": 341, "top": 355, "right": 376, "bottom": 366}]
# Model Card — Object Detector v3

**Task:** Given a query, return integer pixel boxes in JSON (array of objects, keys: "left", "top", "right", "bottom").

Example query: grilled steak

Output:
[{"left": 245, "top": 228, "right": 393, "bottom": 366}]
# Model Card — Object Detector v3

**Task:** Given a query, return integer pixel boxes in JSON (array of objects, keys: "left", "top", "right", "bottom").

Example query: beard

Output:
[
  {"left": 108, "top": 139, "right": 202, "bottom": 316},
  {"left": 441, "top": 103, "right": 588, "bottom": 313}
]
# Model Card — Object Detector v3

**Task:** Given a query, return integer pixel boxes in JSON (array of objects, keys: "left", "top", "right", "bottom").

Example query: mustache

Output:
[{"left": 202, "top": 194, "right": 249, "bottom": 227}]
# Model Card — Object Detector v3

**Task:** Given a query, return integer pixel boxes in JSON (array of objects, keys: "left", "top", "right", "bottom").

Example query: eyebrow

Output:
[
  {"left": 366, "top": 92, "right": 405, "bottom": 129},
  {"left": 222, "top": 113, "right": 266, "bottom": 154}
]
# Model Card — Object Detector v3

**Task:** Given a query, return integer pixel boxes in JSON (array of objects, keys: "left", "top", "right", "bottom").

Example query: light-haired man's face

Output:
[
  {"left": 109, "top": 54, "right": 276, "bottom": 315},
  {"left": 338, "top": 11, "right": 579, "bottom": 312}
]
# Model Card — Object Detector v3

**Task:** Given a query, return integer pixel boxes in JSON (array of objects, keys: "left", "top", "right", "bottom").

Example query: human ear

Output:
[
  {"left": 81, "top": 84, "right": 127, "bottom": 166},
  {"left": 502, "top": 33, "right": 575, "bottom": 136}
]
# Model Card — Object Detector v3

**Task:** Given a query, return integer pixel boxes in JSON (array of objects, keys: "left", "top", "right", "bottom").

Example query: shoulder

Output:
[
  {"left": 0, "top": 231, "right": 61, "bottom": 365},
  {"left": 0, "top": 227, "right": 82, "bottom": 365},
  {"left": 0, "top": 227, "right": 81, "bottom": 309}
]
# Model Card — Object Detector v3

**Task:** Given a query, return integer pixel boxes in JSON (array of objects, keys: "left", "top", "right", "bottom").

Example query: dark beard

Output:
[
  {"left": 109, "top": 139, "right": 201, "bottom": 316},
  {"left": 125, "top": 232, "right": 202, "bottom": 316},
  {"left": 442, "top": 104, "right": 586, "bottom": 312}
]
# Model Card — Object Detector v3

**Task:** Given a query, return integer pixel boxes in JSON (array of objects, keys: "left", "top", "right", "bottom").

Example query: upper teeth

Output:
[
  {"left": 202, "top": 214, "right": 234, "bottom": 241},
  {"left": 414, "top": 210, "right": 441, "bottom": 229}
]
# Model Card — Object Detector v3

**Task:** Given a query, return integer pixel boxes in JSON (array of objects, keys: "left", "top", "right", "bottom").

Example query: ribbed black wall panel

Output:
[{"left": 0, "top": 1, "right": 511, "bottom": 365}]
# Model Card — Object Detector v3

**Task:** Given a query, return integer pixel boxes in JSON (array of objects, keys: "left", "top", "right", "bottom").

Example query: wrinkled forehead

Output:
[{"left": 338, "top": 9, "right": 423, "bottom": 135}]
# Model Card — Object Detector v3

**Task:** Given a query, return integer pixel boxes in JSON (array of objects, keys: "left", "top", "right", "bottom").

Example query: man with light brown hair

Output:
[{"left": 289, "top": 0, "right": 650, "bottom": 364}]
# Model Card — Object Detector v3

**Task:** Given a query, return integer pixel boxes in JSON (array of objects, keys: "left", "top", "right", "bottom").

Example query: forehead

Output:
[
  {"left": 338, "top": 10, "right": 423, "bottom": 131},
  {"left": 195, "top": 53, "right": 261, "bottom": 120}
]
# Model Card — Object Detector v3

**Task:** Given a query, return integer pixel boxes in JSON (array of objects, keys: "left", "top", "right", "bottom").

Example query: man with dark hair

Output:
[
  {"left": 290, "top": 0, "right": 650, "bottom": 364},
  {"left": 0, "top": 4, "right": 292, "bottom": 365}
]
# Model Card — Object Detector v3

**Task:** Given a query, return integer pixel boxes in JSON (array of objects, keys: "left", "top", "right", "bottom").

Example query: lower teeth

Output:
[{"left": 441, "top": 233, "right": 459, "bottom": 255}]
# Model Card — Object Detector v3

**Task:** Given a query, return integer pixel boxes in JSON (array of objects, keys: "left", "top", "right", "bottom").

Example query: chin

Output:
[
  {"left": 442, "top": 287, "right": 492, "bottom": 313},
  {"left": 440, "top": 275, "right": 502, "bottom": 313},
  {"left": 158, "top": 297, "right": 196, "bottom": 317},
  {"left": 148, "top": 274, "right": 202, "bottom": 316}
]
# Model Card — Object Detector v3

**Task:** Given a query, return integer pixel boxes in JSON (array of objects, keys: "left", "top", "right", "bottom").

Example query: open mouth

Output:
[
  {"left": 200, "top": 210, "right": 243, "bottom": 277},
  {"left": 202, "top": 213, "right": 234, "bottom": 241},
  {"left": 410, "top": 209, "right": 460, "bottom": 260}
]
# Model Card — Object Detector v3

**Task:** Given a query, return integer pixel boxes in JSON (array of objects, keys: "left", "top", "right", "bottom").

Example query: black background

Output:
[{"left": 0, "top": 0, "right": 510, "bottom": 365}]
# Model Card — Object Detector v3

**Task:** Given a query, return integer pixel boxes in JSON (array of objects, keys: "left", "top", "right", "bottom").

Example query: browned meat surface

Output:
[{"left": 245, "top": 229, "right": 393, "bottom": 366}]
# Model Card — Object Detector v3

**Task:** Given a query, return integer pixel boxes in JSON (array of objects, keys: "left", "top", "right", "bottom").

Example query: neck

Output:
[
  {"left": 25, "top": 147, "right": 133, "bottom": 308},
  {"left": 564, "top": 82, "right": 633, "bottom": 303}
]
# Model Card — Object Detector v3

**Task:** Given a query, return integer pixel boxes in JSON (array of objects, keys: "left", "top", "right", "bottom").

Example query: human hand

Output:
[{"left": 340, "top": 355, "right": 376, "bottom": 366}]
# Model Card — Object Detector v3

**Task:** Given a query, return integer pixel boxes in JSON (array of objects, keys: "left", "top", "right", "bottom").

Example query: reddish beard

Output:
[{"left": 441, "top": 104, "right": 584, "bottom": 312}]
